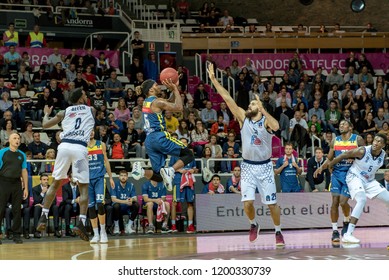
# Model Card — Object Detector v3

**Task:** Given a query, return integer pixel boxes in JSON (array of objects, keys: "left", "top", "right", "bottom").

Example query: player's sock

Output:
[
  {"left": 344, "top": 216, "right": 350, "bottom": 223},
  {"left": 42, "top": 208, "right": 49, "bottom": 218},
  {"left": 171, "top": 220, "right": 176, "bottom": 225},
  {"left": 100, "top": 224, "right": 106, "bottom": 234},
  {"left": 249, "top": 219, "right": 256, "bottom": 226},
  {"left": 114, "top": 220, "right": 119, "bottom": 227},
  {"left": 93, "top": 227, "right": 99, "bottom": 236},
  {"left": 346, "top": 223, "right": 356, "bottom": 235},
  {"left": 188, "top": 220, "right": 193, "bottom": 225},
  {"left": 79, "top": 215, "right": 87, "bottom": 226},
  {"left": 274, "top": 225, "right": 281, "bottom": 233},
  {"left": 128, "top": 220, "right": 133, "bottom": 227},
  {"left": 162, "top": 222, "right": 167, "bottom": 228},
  {"left": 331, "top": 223, "right": 338, "bottom": 231}
]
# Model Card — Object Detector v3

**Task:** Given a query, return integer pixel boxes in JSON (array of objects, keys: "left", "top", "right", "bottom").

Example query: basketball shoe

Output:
[
  {"left": 249, "top": 223, "right": 260, "bottom": 242},
  {"left": 160, "top": 167, "right": 175, "bottom": 191},
  {"left": 342, "top": 233, "right": 360, "bottom": 244},
  {"left": 275, "top": 231, "right": 285, "bottom": 247},
  {"left": 132, "top": 162, "right": 144, "bottom": 180}
]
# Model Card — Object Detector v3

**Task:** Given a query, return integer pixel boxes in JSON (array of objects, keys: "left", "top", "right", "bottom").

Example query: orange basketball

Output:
[{"left": 160, "top": 67, "right": 179, "bottom": 84}]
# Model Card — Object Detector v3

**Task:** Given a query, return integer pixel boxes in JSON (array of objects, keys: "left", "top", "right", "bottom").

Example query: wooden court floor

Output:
[{"left": 1, "top": 227, "right": 389, "bottom": 260}]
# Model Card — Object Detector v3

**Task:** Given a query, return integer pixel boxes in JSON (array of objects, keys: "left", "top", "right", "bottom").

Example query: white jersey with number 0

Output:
[
  {"left": 60, "top": 105, "right": 95, "bottom": 145},
  {"left": 348, "top": 145, "right": 385, "bottom": 183},
  {"left": 241, "top": 116, "right": 272, "bottom": 161}
]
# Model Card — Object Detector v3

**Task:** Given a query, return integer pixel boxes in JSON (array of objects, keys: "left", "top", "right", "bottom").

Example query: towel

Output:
[
  {"left": 156, "top": 201, "right": 167, "bottom": 222},
  {"left": 208, "top": 182, "right": 225, "bottom": 194},
  {"left": 180, "top": 172, "right": 196, "bottom": 191},
  {"left": 231, "top": 175, "right": 241, "bottom": 191}
]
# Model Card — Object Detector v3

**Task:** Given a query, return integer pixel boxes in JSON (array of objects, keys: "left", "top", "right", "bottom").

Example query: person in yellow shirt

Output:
[
  {"left": 164, "top": 110, "right": 179, "bottom": 133},
  {"left": 26, "top": 24, "right": 47, "bottom": 48},
  {"left": 3, "top": 22, "right": 19, "bottom": 47}
]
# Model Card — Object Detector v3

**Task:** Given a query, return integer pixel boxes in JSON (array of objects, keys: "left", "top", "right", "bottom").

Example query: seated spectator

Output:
[
  {"left": 132, "top": 106, "right": 145, "bottom": 137},
  {"left": 201, "top": 174, "right": 225, "bottom": 194},
  {"left": 358, "top": 66, "right": 374, "bottom": 90},
  {"left": 8, "top": 98, "right": 25, "bottom": 129},
  {"left": 111, "top": 170, "right": 139, "bottom": 235},
  {"left": 289, "top": 111, "right": 308, "bottom": 138},
  {"left": 321, "top": 131, "right": 334, "bottom": 155},
  {"left": 210, "top": 115, "right": 228, "bottom": 145},
  {"left": 183, "top": 99, "right": 200, "bottom": 120},
  {"left": 76, "top": 56, "right": 86, "bottom": 73},
  {"left": 364, "top": 22, "right": 378, "bottom": 32},
  {"left": 28, "top": 132, "right": 49, "bottom": 160},
  {"left": 35, "top": 87, "right": 54, "bottom": 121},
  {"left": 374, "top": 108, "right": 386, "bottom": 130},
  {"left": 358, "top": 53, "right": 375, "bottom": 75},
  {"left": 0, "top": 92, "right": 12, "bottom": 114},
  {"left": 175, "top": 119, "right": 190, "bottom": 143},
  {"left": 39, "top": 148, "right": 55, "bottom": 174},
  {"left": 169, "top": 137, "right": 197, "bottom": 233},
  {"left": 165, "top": 110, "right": 179, "bottom": 134},
  {"left": 107, "top": 112, "right": 124, "bottom": 135},
  {"left": 104, "top": 70, "right": 123, "bottom": 105},
  {"left": 190, "top": 120, "right": 209, "bottom": 157},
  {"left": 108, "top": 133, "right": 129, "bottom": 173},
  {"left": 306, "top": 123, "right": 323, "bottom": 158},
  {"left": 326, "top": 66, "right": 344, "bottom": 90},
  {"left": 359, "top": 111, "right": 377, "bottom": 136},
  {"left": 4, "top": 45, "right": 21, "bottom": 72},
  {"left": 105, "top": 1, "right": 117, "bottom": 15},
  {"left": 32, "top": 174, "right": 61, "bottom": 238},
  {"left": 307, "top": 114, "right": 322, "bottom": 134},
  {"left": 343, "top": 67, "right": 359, "bottom": 91},
  {"left": 193, "top": 83, "right": 208, "bottom": 110},
  {"left": 59, "top": 172, "right": 79, "bottom": 237},
  {"left": 201, "top": 100, "right": 217, "bottom": 129},
  {"left": 32, "top": 65, "right": 49, "bottom": 89},
  {"left": 176, "top": 0, "right": 190, "bottom": 21},
  {"left": 205, "top": 134, "right": 223, "bottom": 166},
  {"left": 201, "top": 146, "right": 217, "bottom": 173},
  {"left": 142, "top": 180, "right": 171, "bottom": 234},
  {"left": 20, "top": 121, "right": 34, "bottom": 146},
  {"left": 325, "top": 100, "right": 341, "bottom": 134},
  {"left": 123, "top": 119, "right": 146, "bottom": 158},
  {"left": 48, "top": 79, "right": 64, "bottom": 110},
  {"left": 274, "top": 143, "right": 302, "bottom": 192},
  {"left": 0, "top": 119, "right": 17, "bottom": 148},
  {"left": 83, "top": 65, "right": 97, "bottom": 92},
  {"left": 50, "top": 62, "right": 66, "bottom": 83},
  {"left": 16, "top": 64, "right": 31, "bottom": 90},
  {"left": 221, "top": 146, "right": 240, "bottom": 173},
  {"left": 378, "top": 121, "right": 389, "bottom": 139},
  {"left": 90, "top": 87, "right": 107, "bottom": 113},
  {"left": 73, "top": 71, "right": 89, "bottom": 93},
  {"left": 308, "top": 100, "right": 326, "bottom": 130},
  {"left": 226, "top": 166, "right": 241, "bottom": 194},
  {"left": 222, "top": 131, "right": 240, "bottom": 157},
  {"left": 113, "top": 97, "right": 131, "bottom": 125},
  {"left": 18, "top": 87, "right": 33, "bottom": 119}
]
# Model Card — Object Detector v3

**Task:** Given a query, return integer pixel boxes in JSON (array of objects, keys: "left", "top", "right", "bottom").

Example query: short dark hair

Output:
[
  {"left": 375, "top": 133, "right": 387, "bottom": 145},
  {"left": 119, "top": 170, "right": 128, "bottom": 175},
  {"left": 211, "top": 174, "right": 220, "bottom": 180}
]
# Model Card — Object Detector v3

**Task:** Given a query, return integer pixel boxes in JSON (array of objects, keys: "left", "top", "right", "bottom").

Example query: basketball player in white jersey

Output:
[
  {"left": 36, "top": 88, "right": 95, "bottom": 241},
  {"left": 329, "top": 133, "right": 389, "bottom": 244},
  {"left": 207, "top": 64, "right": 285, "bottom": 246}
]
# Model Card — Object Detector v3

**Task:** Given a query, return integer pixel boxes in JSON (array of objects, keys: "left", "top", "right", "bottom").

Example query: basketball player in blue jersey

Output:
[
  {"left": 36, "top": 88, "right": 95, "bottom": 241},
  {"left": 329, "top": 133, "right": 389, "bottom": 244},
  {"left": 131, "top": 79, "right": 195, "bottom": 192},
  {"left": 207, "top": 64, "right": 285, "bottom": 246},
  {"left": 314, "top": 120, "right": 364, "bottom": 244},
  {"left": 88, "top": 130, "right": 115, "bottom": 244}
]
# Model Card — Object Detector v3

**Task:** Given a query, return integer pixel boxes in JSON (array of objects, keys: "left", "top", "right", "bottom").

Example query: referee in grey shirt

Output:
[{"left": 0, "top": 133, "right": 28, "bottom": 244}]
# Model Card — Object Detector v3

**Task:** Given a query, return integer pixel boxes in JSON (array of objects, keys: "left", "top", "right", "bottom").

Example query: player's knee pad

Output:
[
  {"left": 97, "top": 203, "right": 105, "bottom": 215},
  {"left": 150, "top": 171, "right": 163, "bottom": 182},
  {"left": 88, "top": 207, "right": 97, "bottom": 219},
  {"left": 180, "top": 147, "right": 194, "bottom": 165}
]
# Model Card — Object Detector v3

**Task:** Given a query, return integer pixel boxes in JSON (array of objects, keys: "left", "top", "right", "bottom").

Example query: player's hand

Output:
[
  {"left": 283, "top": 160, "right": 289, "bottom": 167},
  {"left": 207, "top": 63, "right": 216, "bottom": 81},
  {"left": 292, "top": 161, "right": 299, "bottom": 168},
  {"left": 313, "top": 168, "right": 322, "bottom": 178},
  {"left": 23, "top": 188, "right": 28, "bottom": 200},
  {"left": 109, "top": 178, "right": 115, "bottom": 189},
  {"left": 44, "top": 105, "right": 53, "bottom": 116},
  {"left": 254, "top": 94, "right": 264, "bottom": 111},
  {"left": 162, "top": 79, "right": 178, "bottom": 92}
]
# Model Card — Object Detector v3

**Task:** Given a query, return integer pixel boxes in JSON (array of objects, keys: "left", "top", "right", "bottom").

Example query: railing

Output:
[
  {"left": 83, "top": 31, "right": 131, "bottom": 51},
  {"left": 0, "top": 3, "right": 53, "bottom": 12},
  {"left": 131, "top": 20, "right": 181, "bottom": 43},
  {"left": 311, "top": 135, "right": 322, "bottom": 156},
  {"left": 121, "top": 51, "right": 132, "bottom": 77}
]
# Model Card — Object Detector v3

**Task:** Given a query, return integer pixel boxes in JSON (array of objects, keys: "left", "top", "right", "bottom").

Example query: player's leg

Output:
[
  {"left": 89, "top": 178, "right": 100, "bottom": 243},
  {"left": 146, "top": 202, "right": 156, "bottom": 234},
  {"left": 329, "top": 176, "right": 342, "bottom": 242},
  {"left": 71, "top": 149, "right": 90, "bottom": 241},
  {"left": 96, "top": 177, "right": 108, "bottom": 242},
  {"left": 342, "top": 174, "right": 365, "bottom": 244},
  {"left": 127, "top": 200, "right": 139, "bottom": 234},
  {"left": 184, "top": 187, "right": 196, "bottom": 234},
  {"left": 171, "top": 182, "right": 181, "bottom": 232}
]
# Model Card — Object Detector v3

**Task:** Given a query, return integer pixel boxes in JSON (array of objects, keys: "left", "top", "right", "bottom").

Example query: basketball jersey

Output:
[
  {"left": 348, "top": 146, "right": 385, "bottom": 183},
  {"left": 60, "top": 105, "right": 95, "bottom": 145},
  {"left": 142, "top": 96, "right": 166, "bottom": 135},
  {"left": 87, "top": 140, "right": 106, "bottom": 180},
  {"left": 241, "top": 117, "right": 272, "bottom": 162},
  {"left": 112, "top": 182, "right": 136, "bottom": 200},
  {"left": 141, "top": 181, "right": 166, "bottom": 198},
  {"left": 333, "top": 133, "right": 358, "bottom": 175}
]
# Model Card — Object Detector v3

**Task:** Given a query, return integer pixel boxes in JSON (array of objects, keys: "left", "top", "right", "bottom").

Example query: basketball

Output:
[{"left": 160, "top": 67, "right": 179, "bottom": 84}]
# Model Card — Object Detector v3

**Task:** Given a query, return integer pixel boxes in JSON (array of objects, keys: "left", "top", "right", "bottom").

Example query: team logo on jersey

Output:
[
  {"left": 378, "top": 157, "right": 383, "bottom": 164},
  {"left": 69, "top": 112, "right": 77, "bottom": 118},
  {"left": 18, "top": 156, "right": 21, "bottom": 160},
  {"left": 250, "top": 135, "right": 261, "bottom": 145}
]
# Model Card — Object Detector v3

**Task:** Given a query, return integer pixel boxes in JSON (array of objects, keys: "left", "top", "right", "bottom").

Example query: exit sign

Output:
[{"left": 14, "top": 19, "right": 27, "bottom": 29}]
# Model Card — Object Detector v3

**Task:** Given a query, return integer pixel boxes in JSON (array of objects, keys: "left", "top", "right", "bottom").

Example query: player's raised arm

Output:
[
  {"left": 255, "top": 95, "right": 279, "bottom": 132},
  {"left": 154, "top": 79, "right": 183, "bottom": 112},
  {"left": 42, "top": 105, "right": 64, "bottom": 128},
  {"left": 207, "top": 63, "right": 245, "bottom": 125}
]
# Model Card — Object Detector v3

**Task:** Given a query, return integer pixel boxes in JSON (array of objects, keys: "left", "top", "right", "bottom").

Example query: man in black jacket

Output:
[
  {"left": 32, "top": 174, "right": 61, "bottom": 238},
  {"left": 305, "top": 147, "right": 330, "bottom": 192},
  {"left": 59, "top": 172, "right": 79, "bottom": 237}
]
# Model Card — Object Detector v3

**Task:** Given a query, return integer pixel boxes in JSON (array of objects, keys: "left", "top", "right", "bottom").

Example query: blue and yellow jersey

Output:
[
  {"left": 142, "top": 96, "right": 166, "bottom": 135},
  {"left": 88, "top": 140, "right": 106, "bottom": 180},
  {"left": 333, "top": 133, "right": 358, "bottom": 174}
]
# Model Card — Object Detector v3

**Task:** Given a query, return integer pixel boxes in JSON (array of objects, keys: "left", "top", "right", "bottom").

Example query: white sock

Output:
[
  {"left": 171, "top": 220, "right": 176, "bottom": 225},
  {"left": 331, "top": 223, "right": 338, "bottom": 231},
  {"left": 344, "top": 216, "right": 350, "bottom": 223},
  {"left": 249, "top": 219, "right": 256, "bottom": 225},
  {"left": 93, "top": 228, "right": 99, "bottom": 236},
  {"left": 188, "top": 220, "right": 193, "bottom": 225},
  {"left": 42, "top": 208, "right": 49, "bottom": 218},
  {"left": 79, "top": 215, "right": 87, "bottom": 226},
  {"left": 100, "top": 224, "right": 106, "bottom": 234},
  {"left": 346, "top": 223, "right": 356, "bottom": 235},
  {"left": 128, "top": 220, "right": 133, "bottom": 227},
  {"left": 114, "top": 220, "right": 119, "bottom": 227},
  {"left": 274, "top": 225, "right": 281, "bottom": 232}
]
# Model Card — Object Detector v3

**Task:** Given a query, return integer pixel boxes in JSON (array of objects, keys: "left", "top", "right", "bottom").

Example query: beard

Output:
[{"left": 245, "top": 107, "right": 259, "bottom": 118}]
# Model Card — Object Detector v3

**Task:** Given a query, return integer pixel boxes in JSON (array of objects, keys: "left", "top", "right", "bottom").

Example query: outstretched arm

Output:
[
  {"left": 207, "top": 63, "right": 245, "bottom": 126},
  {"left": 255, "top": 95, "right": 279, "bottom": 131},
  {"left": 42, "top": 105, "right": 64, "bottom": 128},
  {"left": 328, "top": 146, "right": 365, "bottom": 169},
  {"left": 153, "top": 79, "right": 183, "bottom": 112}
]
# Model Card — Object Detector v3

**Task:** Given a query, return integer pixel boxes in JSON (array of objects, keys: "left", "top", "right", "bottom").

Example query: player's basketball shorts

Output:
[
  {"left": 240, "top": 160, "right": 277, "bottom": 204},
  {"left": 346, "top": 172, "right": 385, "bottom": 200},
  {"left": 52, "top": 142, "right": 89, "bottom": 184},
  {"left": 173, "top": 183, "right": 195, "bottom": 203},
  {"left": 145, "top": 131, "right": 185, "bottom": 173},
  {"left": 88, "top": 176, "right": 105, "bottom": 207},
  {"left": 330, "top": 171, "right": 350, "bottom": 198}
]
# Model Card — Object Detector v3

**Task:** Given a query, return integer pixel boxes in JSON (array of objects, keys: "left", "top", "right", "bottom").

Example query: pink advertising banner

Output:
[
  {"left": 1, "top": 47, "right": 120, "bottom": 69},
  {"left": 202, "top": 53, "right": 389, "bottom": 73}
]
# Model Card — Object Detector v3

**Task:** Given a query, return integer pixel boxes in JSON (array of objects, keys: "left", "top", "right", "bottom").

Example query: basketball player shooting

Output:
[{"left": 207, "top": 63, "right": 285, "bottom": 246}]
